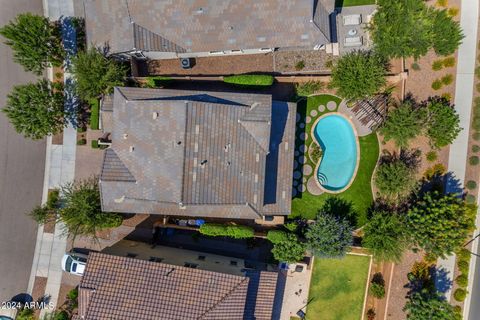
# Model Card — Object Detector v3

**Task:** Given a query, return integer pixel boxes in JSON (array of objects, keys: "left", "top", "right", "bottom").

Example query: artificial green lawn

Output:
[
  {"left": 335, "top": 0, "right": 376, "bottom": 7},
  {"left": 88, "top": 98, "right": 99, "bottom": 130},
  {"left": 307, "top": 255, "right": 370, "bottom": 320},
  {"left": 291, "top": 94, "right": 379, "bottom": 227},
  {"left": 223, "top": 74, "right": 274, "bottom": 86}
]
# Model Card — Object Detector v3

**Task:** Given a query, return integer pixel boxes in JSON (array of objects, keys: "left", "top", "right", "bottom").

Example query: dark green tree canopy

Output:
[
  {"left": 2, "top": 79, "right": 65, "bottom": 139},
  {"left": 60, "top": 178, "right": 122, "bottom": 239},
  {"left": 0, "top": 13, "right": 64, "bottom": 75},
  {"left": 425, "top": 98, "right": 461, "bottom": 149},
  {"left": 374, "top": 159, "right": 418, "bottom": 200},
  {"left": 305, "top": 200, "right": 353, "bottom": 258},
  {"left": 370, "top": 0, "right": 463, "bottom": 59},
  {"left": 330, "top": 50, "right": 387, "bottom": 101},
  {"left": 71, "top": 47, "right": 126, "bottom": 101},
  {"left": 407, "top": 192, "right": 476, "bottom": 258},
  {"left": 381, "top": 101, "right": 426, "bottom": 148},
  {"left": 404, "top": 291, "right": 457, "bottom": 320},
  {"left": 270, "top": 233, "right": 306, "bottom": 263},
  {"left": 362, "top": 211, "right": 409, "bottom": 262}
]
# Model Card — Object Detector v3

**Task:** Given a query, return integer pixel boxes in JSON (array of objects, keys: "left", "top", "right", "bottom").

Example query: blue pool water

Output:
[{"left": 313, "top": 114, "right": 358, "bottom": 191}]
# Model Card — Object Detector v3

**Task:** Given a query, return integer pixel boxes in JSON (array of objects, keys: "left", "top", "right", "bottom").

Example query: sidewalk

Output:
[{"left": 438, "top": 0, "right": 479, "bottom": 304}]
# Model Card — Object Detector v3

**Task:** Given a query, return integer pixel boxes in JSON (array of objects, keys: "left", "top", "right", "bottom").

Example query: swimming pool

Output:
[{"left": 312, "top": 114, "right": 359, "bottom": 192}]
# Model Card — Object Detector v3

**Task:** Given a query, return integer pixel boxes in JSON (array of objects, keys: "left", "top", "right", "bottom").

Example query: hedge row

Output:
[
  {"left": 199, "top": 223, "right": 254, "bottom": 239},
  {"left": 223, "top": 74, "right": 274, "bottom": 86}
]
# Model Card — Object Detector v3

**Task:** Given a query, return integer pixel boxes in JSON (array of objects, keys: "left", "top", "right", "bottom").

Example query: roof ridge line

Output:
[{"left": 197, "top": 277, "right": 250, "bottom": 320}]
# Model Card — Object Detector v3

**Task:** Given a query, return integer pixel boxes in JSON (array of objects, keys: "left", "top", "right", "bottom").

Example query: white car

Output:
[{"left": 61, "top": 253, "right": 88, "bottom": 276}]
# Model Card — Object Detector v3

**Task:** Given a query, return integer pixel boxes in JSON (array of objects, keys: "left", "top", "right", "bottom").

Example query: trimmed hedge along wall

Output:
[
  {"left": 199, "top": 223, "right": 254, "bottom": 239},
  {"left": 223, "top": 75, "right": 274, "bottom": 86}
]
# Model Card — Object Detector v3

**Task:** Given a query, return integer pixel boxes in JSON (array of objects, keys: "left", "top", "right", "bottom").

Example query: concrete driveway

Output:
[{"left": 0, "top": 0, "right": 46, "bottom": 303}]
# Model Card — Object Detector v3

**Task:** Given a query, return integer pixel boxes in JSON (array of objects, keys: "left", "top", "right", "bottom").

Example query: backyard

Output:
[
  {"left": 307, "top": 254, "right": 371, "bottom": 320},
  {"left": 290, "top": 94, "right": 379, "bottom": 227}
]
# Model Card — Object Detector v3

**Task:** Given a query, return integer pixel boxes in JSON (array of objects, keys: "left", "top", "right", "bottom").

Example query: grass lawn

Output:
[
  {"left": 335, "top": 0, "right": 376, "bottom": 7},
  {"left": 223, "top": 74, "right": 274, "bottom": 86},
  {"left": 291, "top": 94, "right": 379, "bottom": 227},
  {"left": 88, "top": 98, "right": 99, "bottom": 130},
  {"left": 307, "top": 255, "right": 371, "bottom": 320}
]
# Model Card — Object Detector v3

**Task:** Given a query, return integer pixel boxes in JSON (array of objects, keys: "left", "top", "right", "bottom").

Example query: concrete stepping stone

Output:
[
  {"left": 298, "top": 184, "right": 306, "bottom": 193},
  {"left": 303, "top": 164, "right": 313, "bottom": 176},
  {"left": 307, "top": 176, "right": 324, "bottom": 195},
  {"left": 293, "top": 179, "right": 299, "bottom": 187},
  {"left": 326, "top": 101, "right": 337, "bottom": 111},
  {"left": 299, "top": 145, "right": 306, "bottom": 153},
  {"left": 299, "top": 132, "right": 306, "bottom": 141},
  {"left": 293, "top": 160, "right": 299, "bottom": 169},
  {"left": 299, "top": 123, "right": 305, "bottom": 129},
  {"left": 306, "top": 116, "right": 312, "bottom": 124},
  {"left": 298, "top": 155, "right": 306, "bottom": 164},
  {"left": 293, "top": 171, "right": 302, "bottom": 179},
  {"left": 296, "top": 112, "right": 301, "bottom": 121},
  {"left": 318, "top": 105, "right": 325, "bottom": 112},
  {"left": 310, "top": 109, "right": 318, "bottom": 117},
  {"left": 294, "top": 150, "right": 300, "bottom": 157}
]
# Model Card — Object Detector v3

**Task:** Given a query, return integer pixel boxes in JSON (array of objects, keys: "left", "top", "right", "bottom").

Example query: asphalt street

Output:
[{"left": 0, "top": 0, "right": 46, "bottom": 302}]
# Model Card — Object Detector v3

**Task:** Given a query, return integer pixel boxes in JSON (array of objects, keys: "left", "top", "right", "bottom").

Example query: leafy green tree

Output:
[
  {"left": 425, "top": 98, "right": 461, "bottom": 149},
  {"left": 0, "top": 13, "right": 64, "bottom": 74},
  {"left": 431, "top": 10, "right": 464, "bottom": 56},
  {"left": 71, "top": 47, "right": 126, "bottom": 100},
  {"left": 330, "top": 50, "right": 387, "bottom": 100},
  {"left": 305, "top": 206, "right": 353, "bottom": 258},
  {"left": 407, "top": 192, "right": 476, "bottom": 258},
  {"left": 2, "top": 80, "right": 65, "bottom": 139},
  {"left": 370, "top": 0, "right": 434, "bottom": 59},
  {"left": 60, "top": 178, "right": 122, "bottom": 239},
  {"left": 381, "top": 101, "right": 426, "bottom": 148},
  {"left": 270, "top": 233, "right": 306, "bottom": 263},
  {"left": 374, "top": 160, "right": 418, "bottom": 200},
  {"left": 404, "top": 291, "right": 457, "bottom": 320},
  {"left": 199, "top": 223, "right": 254, "bottom": 239},
  {"left": 363, "top": 211, "right": 410, "bottom": 262}
]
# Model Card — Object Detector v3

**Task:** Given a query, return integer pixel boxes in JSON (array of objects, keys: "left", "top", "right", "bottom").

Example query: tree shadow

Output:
[
  {"left": 320, "top": 197, "right": 357, "bottom": 227},
  {"left": 433, "top": 266, "right": 453, "bottom": 296}
]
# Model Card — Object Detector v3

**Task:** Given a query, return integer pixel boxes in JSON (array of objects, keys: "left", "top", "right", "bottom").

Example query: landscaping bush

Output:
[
  {"left": 91, "top": 140, "right": 99, "bottom": 149},
  {"left": 270, "top": 232, "right": 306, "bottom": 263},
  {"left": 477, "top": 83, "right": 480, "bottom": 93},
  {"left": 432, "top": 60, "right": 443, "bottom": 71},
  {"left": 266, "top": 230, "right": 288, "bottom": 244},
  {"left": 199, "top": 223, "right": 255, "bottom": 239},
  {"left": 453, "top": 288, "right": 467, "bottom": 302},
  {"left": 77, "top": 126, "right": 86, "bottom": 133},
  {"left": 441, "top": 93, "right": 452, "bottom": 101},
  {"left": 456, "top": 274, "right": 468, "bottom": 288},
  {"left": 67, "top": 287, "right": 78, "bottom": 301},
  {"left": 441, "top": 74, "right": 454, "bottom": 85},
  {"left": 436, "top": 0, "right": 448, "bottom": 7},
  {"left": 369, "top": 282, "right": 385, "bottom": 299},
  {"left": 443, "top": 56, "right": 456, "bottom": 67},
  {"left": 457, "top": 248, "right": 472, "bottom": 260},
  {"left": 380, "top": 101, "right": 425, "bottom": 148},
  {"left": 474, "top": 132, "right": 480, "bottom": 141},
  {"left": 223, "top": 75, "right": 274, "bottom": 87},
  {"left": 77, "top": 138, "right": 87, "bottom": 145},
  {"left": 431, "top": 80, "right": 443, "bottom": 90},
  {"left": 89, "top": 98, "right": 99, "bottom": 130},
  {"left": 29, "top": 205, "right": 52, "bottom": 224},
  {"left": 295, "top": 60, "right": 305, "bottom": 71},
  {"left": 16, "top": 308, "right": 34, "bottom": 320},
  {"left": 53, "top": 311, "right": 69, "bottom": 320},
  {"left": 426, "top": 151, "right": 437, "bottom": 162},
  {"left": 469, "top": 156, "right": 480, "bottom": 165},
  {"left": 458, "top": 260, "right": 470, "bottom": 274},
  {"left": 295, "top": 81, "right": 324, "bottom": 97},
  {"left": 466, "top": 180, "right": 477, "bottom": 190},
  {"left": 284, "top": 221, "right": 298, "bottom": 232},
  {"left": 425, "top": 98, "right": 461, "bottom": 149},
  {"left": 411, "top": 62, "right": 420, "bottom": 71},
  {"left": 367, "top": 308, "right": 376, "bottom": 320},
  {"left": 309, "top": 142, "right": 323, "bottom": 164},
  {"left": 472, "top": 145, "right": 480, "bottom": 153},
  {"left": 466, "top": 194, "right": 476, "bottom": 204},
  {"left": 476, "top": 66, "right": 480, "bottom": 78},
  {"left": 143, "top": 76, "right": 173, "bottom": 88},
  {"left": 46, "top": 189, "right": 60, "bottom": 210}
]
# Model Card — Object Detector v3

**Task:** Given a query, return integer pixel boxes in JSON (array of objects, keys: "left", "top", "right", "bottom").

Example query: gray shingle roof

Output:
[
  {"left": 83, "top": 0, "right": 331, "bottom": 54},
  {"left": 100, "top": 87, "right": 297, "bottom": 219},
  {"left": 77, "top": 252, "right": 278, "bottom": 320}
]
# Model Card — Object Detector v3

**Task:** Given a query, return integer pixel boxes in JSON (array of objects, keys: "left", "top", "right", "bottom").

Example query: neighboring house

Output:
[
  {"left": 74, "top": 252, "right": 279, "bottom": 320},
  {"left": 82, "top": 0, "right": 335, "bottom": 59},
  {"left": 99, "top": 87, "right": 296, "bottom": 220}
]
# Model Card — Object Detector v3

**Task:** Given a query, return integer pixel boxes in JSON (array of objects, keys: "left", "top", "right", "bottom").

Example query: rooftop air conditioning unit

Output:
[{"left": 180, "top": 58, "right": 193, "bottom": 69}]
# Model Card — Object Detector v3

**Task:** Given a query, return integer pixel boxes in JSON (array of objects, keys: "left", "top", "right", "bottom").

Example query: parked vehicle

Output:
[{"left": 61, "top": 252, "right": 88, "bottom": 276}]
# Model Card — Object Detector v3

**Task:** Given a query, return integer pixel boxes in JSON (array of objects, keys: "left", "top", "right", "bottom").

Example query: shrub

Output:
[
  {"left": 432, "top": 80, "right": 443, "bottom": 90},
  {"left": 432, "top": 60, "right": 444, "bottom": 71},
  {"left": 77, "top": 126, "right": 86, "bottom": 133},
  {"left": 77, "top": 138, "right": 87, "bottom": 145},
  {"left": 457, "top": 248, "right": 472, "bottom": 260},
  {"left": 267, "top": 230, "right": 288, "bottom": 244},
  {"left": 375, "top": 160, "right": 418, "bottom": 199},
  {"left": 91, "top": 140, "right": 99, "bottom": 149},
  {"left": 29, "top": 205, "right": 52, "bottom": 224},
  {"left": 466, "top": 194, "right": 476, "bottom": 204},
  {"left": 295, "top": 60, "right": 305, "bottom": 70},
  {"left": 367, "top": 308, "right": 376, "bottom": 320},
  {"left": 476, "top": 66, "right": 480, "bottom": 78},
  {"left": 448, "top": 7, "right": 459, "bottom": 17},
  {"left": 425, "top": 98, "right": 461, "bottom": 149},
  {"left": 143, "top": 76, "right": 173, "bottom": 88},
  {"left": 89, "top": 98, "right": 99, "bottom": 130},
  {"left": 473, "top": 145, "right": 480, "bottom": 153},
  {"left": 67, "top": 287, "right": 78, "bottom": 300},
  {"left": 469, "top": 156, "right": 480, "bottom": 165},
  {"left": 436, "top": 0, "right": 448, "bottom": 7},
  {"left": 295, "top": 81, "right": 324, "bottom": 97},
  {"left": 456, "top": 274, "right": 469, "bottom": 288},
  {"left": 309, "top": 142, "right": 323, "bottom": 163},
  {"left": 453, "top": 288, "right": 467, "bottom": 302},
  {"left": 477, "top": 83, "right": 480, "bottom": 93},
  {"left": 270, "top": 232, "right": 306, "bottom": 263},
  {"left": 223, "top": 74, "right": 274, "bottom": 86},
  {"left": 443, "top": 56, "right": 456, "bottom": 67},
  {"left": 53, "top": 311, "right": 69, "bottom": 320},
  {"left": 466, "top": 180, "right": 477, "bottom": 190},
  {"left": 411, "top": 62, "right": 420, "bottom": 71},
  {"left": 423, "top": 163, "right": 446, "bottom": 180},
  {"left": 426, "top": 151, "right": 437, "bottom": 162},
  {"left": 441, "top": 93, "right": 452, "bottom": 101},
  {"left": 441, "top": 74, "right": 454, "bottom": 85},
  {"left": 199, "top": 223, "right": 255, "bottom": 239},
  {"left": 458, "top": 260, "right": 470, "bottom": 274},
  {"left": 432, "top": 9, "right": 464, "bottom": 57},
  {"left": 369, "top": 282, "right": 385, "bottom": 299},
  {"left": 16, "top": 308, "right": 34, "bottom": 320},
  {"left": 284, "top": 221, "right": 298, "bottom": 232},
  {"left": 46, "top": 189, "right": 60, "bottom": 210},
  {"left": 474, "top": 132, "right": 480, "bottom": 141}
]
